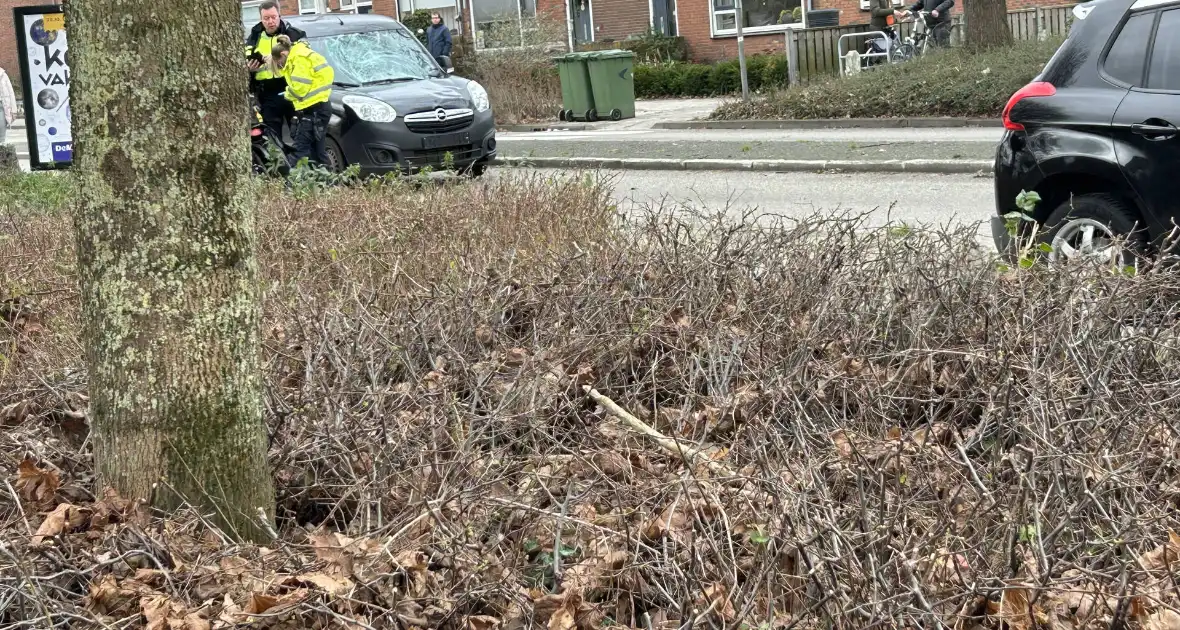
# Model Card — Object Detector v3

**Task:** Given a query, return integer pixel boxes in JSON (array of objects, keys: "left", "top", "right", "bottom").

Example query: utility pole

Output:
[{"left": 735, "top": 0, "right": 750, "bottom": 102}]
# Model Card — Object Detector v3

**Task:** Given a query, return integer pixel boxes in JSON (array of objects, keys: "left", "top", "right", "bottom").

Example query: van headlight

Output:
[
  {"left": 467, "top": 81, "right": 491, "bottom": 113},
  {"left": 342, "top": 94, "right": 398, "bottom": 123}
]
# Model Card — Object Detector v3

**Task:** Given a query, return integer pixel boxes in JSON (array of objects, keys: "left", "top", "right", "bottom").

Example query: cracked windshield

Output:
[{"left": 309, "top": 28, "right": 440, "bottom": 85}]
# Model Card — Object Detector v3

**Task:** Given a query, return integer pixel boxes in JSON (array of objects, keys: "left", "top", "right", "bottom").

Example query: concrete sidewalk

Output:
[
  {"left": 495, "top": 126, "right": 1000, "bottom": 175},
  {"left": 499, "top": 97, "right": 730, "bottom": 132}
]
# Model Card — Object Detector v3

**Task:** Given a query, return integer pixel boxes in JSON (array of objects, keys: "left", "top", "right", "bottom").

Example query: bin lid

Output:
[
  {"left": 552, "top": 51, "right": 598, "bottom": 60},
  {"left": 585, "top": 49, "right": 635, "bottom": 60}
]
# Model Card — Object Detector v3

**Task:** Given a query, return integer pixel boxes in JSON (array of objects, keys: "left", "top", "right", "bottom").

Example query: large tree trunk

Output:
[
  {"left": 965, "top": 0, "right": 1013, "bottom": 51},
  {"left": 67, "top": 0, "right": 275, "bottom": 542}
]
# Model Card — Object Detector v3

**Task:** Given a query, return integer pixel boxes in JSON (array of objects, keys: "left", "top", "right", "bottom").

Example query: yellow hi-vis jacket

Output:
[
  {"left": 246, "top": 33, "right": 280, "bottom": 81},
  {"left": 280, "top": 42, "right": 334, "bottom": 111}
]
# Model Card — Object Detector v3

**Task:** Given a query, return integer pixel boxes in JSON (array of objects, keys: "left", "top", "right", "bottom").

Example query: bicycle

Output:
[{"left": 892, "top": 10, "right": 950, "bottom": 61}]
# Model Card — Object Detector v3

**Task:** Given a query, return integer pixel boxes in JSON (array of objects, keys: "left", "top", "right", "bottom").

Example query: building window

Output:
[
  {"left": 241, "top": 0, "right": 264, "bottom": 24},
  {"left": 299, "top": 0, "right": 320, "bottom": 14},
  {"left": 357, "top": 0, "right": 373, "bottom": 11},
  {"left": 711, "top": 0, "right": 811, "bottom": 36},
  {"left": 471, "top": 0, "right": 539, "bottom": 49}
]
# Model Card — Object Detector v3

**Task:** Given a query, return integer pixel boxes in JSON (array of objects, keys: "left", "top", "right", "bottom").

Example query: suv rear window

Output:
[
  {"left": 1148, "top": 8, "right": 1180, "bottom": 90},
  {"left": 1104, "top": 11, "right": 1155, "bottom": 86}
]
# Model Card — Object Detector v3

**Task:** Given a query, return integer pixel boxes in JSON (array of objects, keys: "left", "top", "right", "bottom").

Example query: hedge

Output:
[
  {"left": 634, "top": 54, "right": 790, "bottom": 99},
  {"left": 711, "top": 37, "right": 1064, "bottom": 119}
]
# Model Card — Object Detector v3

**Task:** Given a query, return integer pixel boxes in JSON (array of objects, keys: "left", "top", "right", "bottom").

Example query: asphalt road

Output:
[{"left": 520, "top": 168, "right": 997, "bottom": 241}]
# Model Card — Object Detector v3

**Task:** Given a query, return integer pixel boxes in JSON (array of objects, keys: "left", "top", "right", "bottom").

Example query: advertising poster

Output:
[{"left": 14, "top": 5, "right": 71, "bottom": 170}]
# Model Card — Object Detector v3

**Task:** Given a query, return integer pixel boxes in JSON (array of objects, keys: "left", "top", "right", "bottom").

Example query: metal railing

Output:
[{"left": 837, "top": 30, "right": 893, "bottom": 76}]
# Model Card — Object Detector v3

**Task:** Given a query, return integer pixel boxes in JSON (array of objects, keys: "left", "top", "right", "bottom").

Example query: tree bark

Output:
[
  {"left": 67, "top": 0, "right": 275, "bottom": 542},
  {"left": 965, "top": 0, "right": 1013, "bottom": 51}
]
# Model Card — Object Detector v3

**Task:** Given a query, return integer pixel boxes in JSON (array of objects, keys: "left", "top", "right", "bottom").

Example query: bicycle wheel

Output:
[{"left": 893, "top": 43, "right": 915, "bottom": 61}]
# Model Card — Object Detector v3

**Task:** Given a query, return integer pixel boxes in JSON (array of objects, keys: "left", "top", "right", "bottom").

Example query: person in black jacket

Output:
[
  {"left": 425, "top": 13, "right": 453, "bottom": 66},
  {"left": 245, "top": 2, "right": 307, "bottom": 139},
  {"left": 899, "top": 0, "right": 953, "bottom": 47}
]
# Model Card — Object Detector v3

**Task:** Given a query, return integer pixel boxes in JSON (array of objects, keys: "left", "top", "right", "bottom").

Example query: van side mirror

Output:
[{"left": 439, "top": 55, "right": 454, "bottom": 74}]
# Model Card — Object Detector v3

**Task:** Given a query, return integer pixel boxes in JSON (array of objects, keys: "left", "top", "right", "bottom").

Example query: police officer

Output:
[
  {"left": 245, "top": 2, "right": 306, "bottom": 138},
  {"left": 270, "top": 35, "right": 335, "bottom": 168}
]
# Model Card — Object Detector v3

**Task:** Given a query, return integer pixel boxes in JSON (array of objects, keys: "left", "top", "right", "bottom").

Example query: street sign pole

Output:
[{"left": 735, "top": 0, "right": 750, "bottom": 102}]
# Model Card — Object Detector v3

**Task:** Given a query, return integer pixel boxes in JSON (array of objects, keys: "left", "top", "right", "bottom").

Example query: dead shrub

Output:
[
  {"left": 6, "top": 174, "right": 1180, "bottom": 629},
  {"left": 457, "top": 13, "right": 566, "bottom": 124}
]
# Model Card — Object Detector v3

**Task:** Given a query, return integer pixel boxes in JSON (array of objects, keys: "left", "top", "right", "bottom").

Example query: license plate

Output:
[{"left": 422, "top": 132, "right": 471, "bottom": 150}]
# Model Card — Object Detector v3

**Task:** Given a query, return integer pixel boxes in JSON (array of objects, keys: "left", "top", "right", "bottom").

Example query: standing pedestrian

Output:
[
  {"left": 425, "top": 13, "right": 453, "bottom": 67},
  {"left": 270, "top": 35, "right": 335, "bottom": 169},
  {"left": 245, "top": 2, "right": 306, "bottom": 139},
  {"left": 0, "top": 66, "right": 18, "bottom": 143}
]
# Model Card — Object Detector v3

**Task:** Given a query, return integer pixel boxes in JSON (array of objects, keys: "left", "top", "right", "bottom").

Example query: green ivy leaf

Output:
[{"left": 1015, "top": 189, "right": 1042, "bottom": 213}]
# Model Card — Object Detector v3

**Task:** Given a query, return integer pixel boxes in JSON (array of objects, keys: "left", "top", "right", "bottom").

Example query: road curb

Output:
[
  {"left": 493, "top": 155, "right": 994, "bottom": 175},
  {"left": 653, "top": 117, "right": 1001, "bottom": 130},
  {"left": 498, "top": 123, "right": 591, "bottom": 133}
]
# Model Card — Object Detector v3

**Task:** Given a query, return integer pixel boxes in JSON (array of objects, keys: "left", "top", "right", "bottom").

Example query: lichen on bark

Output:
[{"left": 67, "top": 0, "right": 275, "bottom": 542}]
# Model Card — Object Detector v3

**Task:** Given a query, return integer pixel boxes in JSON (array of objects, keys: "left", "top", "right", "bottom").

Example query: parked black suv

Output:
[{"left": 992, "top": 0, "right": 1180, "bottom": 263}]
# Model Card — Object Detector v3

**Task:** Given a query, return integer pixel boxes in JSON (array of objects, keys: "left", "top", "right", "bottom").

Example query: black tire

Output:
[
  {"left": 469, "top": 161, "right": 488, "bottom": 178},
  {"left": 558, "top": 109, "right": 567, "bottom": 122},
  {"left": 1039, "top": 193, "right": 1149, "bottom": 266},
  {"left": 566, "top": 109, "right": 575, "bottom": 122},
  {"left": 587, "top": 108, "right": 598, "bottom": 122},
  {"left": 324, "top": 137, "right": 346, "bottom": 174},
  {"left": 610, "top": 108, "right": 623, "bottom": 121}
]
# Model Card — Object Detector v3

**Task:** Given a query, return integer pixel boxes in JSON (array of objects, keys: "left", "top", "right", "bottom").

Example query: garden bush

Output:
[
  {"left": 712, "top": 36, "right": 1064, "bottom": 119},
  {"left": 400, "top": 8, "right": 433, "bottom": 45},
  {"left": 579, "top": 31, "right": 689, "bottom": 63},
  {"left": 452, "top": 15, "right": 566, "bottom": 124},
  {"left": 635, "top": 53, "right": 790, "bottom": 98}
]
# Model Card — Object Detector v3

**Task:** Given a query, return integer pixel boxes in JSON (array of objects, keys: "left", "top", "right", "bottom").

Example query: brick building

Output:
[
  {"left": 260, "top": 0, "right": 1075, "bottom": 61},
  {"left": 0, "top": 0, "right": 40, "bottom": 89},
  {"left": 2, "top": 0, "right": 1077, "bottom": 92}
]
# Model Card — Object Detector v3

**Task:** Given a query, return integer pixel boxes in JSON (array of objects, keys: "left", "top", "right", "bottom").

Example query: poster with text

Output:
[{"left": 15, "top": 6, "right": 71, "bottom": 169}]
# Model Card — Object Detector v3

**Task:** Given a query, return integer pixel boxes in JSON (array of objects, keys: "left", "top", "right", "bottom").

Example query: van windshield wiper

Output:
[
  {"left": 362, "top": 76, "right": 420, "bottom": 86},
  {"left": 334, "top": 80, "right": 361, "bottom": 88}
]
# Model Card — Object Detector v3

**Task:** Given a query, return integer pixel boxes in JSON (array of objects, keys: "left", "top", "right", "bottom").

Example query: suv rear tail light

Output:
[{"left": 1003, "top": 82, "right": 1057, "bottom": 131}]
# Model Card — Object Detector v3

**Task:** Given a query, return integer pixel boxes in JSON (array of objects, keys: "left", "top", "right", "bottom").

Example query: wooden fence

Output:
[{"left": 786, "top": 4, "right": 1074, "bottom": 85}]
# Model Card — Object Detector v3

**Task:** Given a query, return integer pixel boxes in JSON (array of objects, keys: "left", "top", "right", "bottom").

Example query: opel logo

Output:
[{"left": 435, "top": 108, "right": 447, "bottom": 121}]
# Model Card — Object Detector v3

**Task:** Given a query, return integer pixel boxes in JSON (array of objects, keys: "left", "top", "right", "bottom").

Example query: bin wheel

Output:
[
  {"left": 558, "top": 109, "right": 567, "bottom": 121},
  {"left": 586, "top": 109, "right": 598, "bottom": 122},
  {"left": 565, "top": 109, "right": 576, "bottom": 121},
  {"left": 610, "top": 108, "right": 623, "bottom": 121}
]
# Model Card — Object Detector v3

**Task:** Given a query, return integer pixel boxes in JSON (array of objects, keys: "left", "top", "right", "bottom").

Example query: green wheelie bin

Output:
[
  {"left": 554, "top": 52, "right": 597, "bottom": 122},
  {"left": 585, "top": 50, "right": 636, "bottom": 122}
]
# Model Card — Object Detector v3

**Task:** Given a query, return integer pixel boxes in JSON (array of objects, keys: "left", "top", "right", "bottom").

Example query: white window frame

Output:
[
  {"left": 299, "top": 0, "right": 321, "bottom": 15},
  {"left": 859, "top": 0, "right": 904, "bottom": 10},
  {"left": 340, "top": 0, "right": 356, "bottom": 10},
  {"left": 469, "top": 0, "right": 540, "bottom": 51},
  {"left": 709, "top": 0, "right": 813, "bottom": 37}
]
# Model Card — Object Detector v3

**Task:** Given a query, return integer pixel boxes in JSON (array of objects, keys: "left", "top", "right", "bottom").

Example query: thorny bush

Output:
[
  {"left": 5, "top": 171, "right": 1180, "bottom": 629},
  {"left": 712, "top": 37, "right": 1064, "bottom": 120}
]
